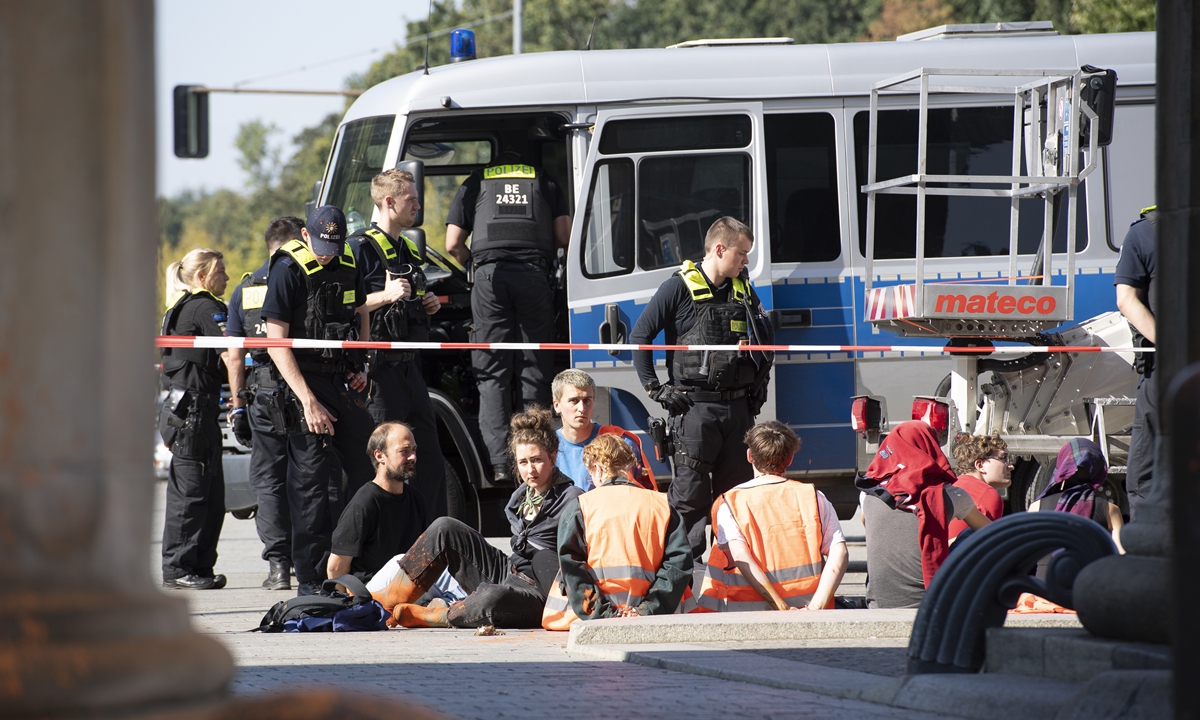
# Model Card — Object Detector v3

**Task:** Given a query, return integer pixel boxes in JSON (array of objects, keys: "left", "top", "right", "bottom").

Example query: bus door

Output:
[
  {"left": 761, "top": 108, "right": 858, "bottom": 483},
  {"left": 566, "top": 103, "right": 768, "bottom": 480}
]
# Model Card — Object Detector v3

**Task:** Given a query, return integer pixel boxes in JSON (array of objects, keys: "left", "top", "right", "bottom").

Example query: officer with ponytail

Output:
[{"left": 159, "top": 248, "right": 231, "bottom": 590}]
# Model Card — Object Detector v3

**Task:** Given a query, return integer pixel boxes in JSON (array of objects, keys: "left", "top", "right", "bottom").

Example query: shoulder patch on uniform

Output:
[{"left": 213, "top": 313, "right": 227, "bottom": 323}]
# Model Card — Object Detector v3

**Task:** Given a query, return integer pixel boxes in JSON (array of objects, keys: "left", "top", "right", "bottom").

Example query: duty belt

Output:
[
  {"left": 680, "top": 387, "right": 748, "bottom": 402},
  {"left": 184, "top": 391, "right": 220, "bottom": 408},
  {"left": 249, "top": 365, "right": 278, "bottom": 389},
  {"left": 296, "top": 359, "right": 353, "bottom": 375},
  {"left": 377, "top": 349, "right": 418, "bottom": 365}
]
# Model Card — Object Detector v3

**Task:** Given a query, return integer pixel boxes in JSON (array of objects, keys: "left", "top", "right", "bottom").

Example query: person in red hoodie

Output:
[
  {"left": 856, "top": 421, "right": 993, "bottom": 608},
  {"left": 948, "top": 433, "right": 1009, "bottom": 540}
]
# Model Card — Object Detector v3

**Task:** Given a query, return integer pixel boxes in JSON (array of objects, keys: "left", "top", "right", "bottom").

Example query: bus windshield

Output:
[{"left": 323, "top": 116, "right": 396, "bottom": 231}]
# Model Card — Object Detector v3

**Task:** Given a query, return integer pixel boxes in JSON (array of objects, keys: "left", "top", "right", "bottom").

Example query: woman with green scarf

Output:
[{"left": 373, "top": 406, "right": 582, "bottom": 628}]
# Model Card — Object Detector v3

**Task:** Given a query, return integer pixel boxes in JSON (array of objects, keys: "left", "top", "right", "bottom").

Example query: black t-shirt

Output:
[
  {"left": 629, "top": 267, "right": 746, "bottom": 387},
  {"left": 331, "top": 481, "right": 428, "bottom": 583},
  {"left": 164, "top": 293, "right": 228, "bottom": 395},
  {"left": 259, "top": 255, "right": 367, "bottom": 329},
  {"left": 446, "top": 169, "right": 569, "bottom": 266},
  {"left": 227, "top": 260, "right": 269, "bottom": 338},
  {"left": 1113, "top": 216, "right": 1156, "bottom": 324}
]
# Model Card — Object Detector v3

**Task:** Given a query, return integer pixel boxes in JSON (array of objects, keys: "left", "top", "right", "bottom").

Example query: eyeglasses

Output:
[{"left": 985, "top": 453, "right": 1013, "bottom": 464}]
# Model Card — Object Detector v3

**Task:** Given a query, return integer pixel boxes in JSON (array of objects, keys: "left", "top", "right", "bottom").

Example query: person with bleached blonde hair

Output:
[{"left": 158, "top": 248, "right": 231, "bottom": 590}]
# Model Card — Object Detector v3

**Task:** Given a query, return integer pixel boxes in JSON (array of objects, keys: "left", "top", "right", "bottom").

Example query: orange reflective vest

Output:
[
  {"left": 694, "top": 478, "right": 829, "bottom": 612},
  {"left": 542, "top": 483, "right": 691, "bottom": 630},
  {"left": 597, "top": 425, "right": 657, "bottom": 491}
]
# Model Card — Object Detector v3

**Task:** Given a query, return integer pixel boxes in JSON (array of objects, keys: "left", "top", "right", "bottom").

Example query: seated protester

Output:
[
  {"left": 948, "top": 433, "right": 1009, "bottom": 540},
  {"left": 543, "top": 435, "right": 693, "bottom": 630},
  {"left": 1030, "top": 438, "right": 1125, "bottom": 553},
  {"left": 372, "top": 407, "right": 583, "bottom": 628},
  {"left": 696, "top": 421, "right": 848, "bottom": 612},
  {"left": 552, "top": 368, "right": 655, "bottom": 491},
  {"left": 856, "top": 421, "right": 993, "bottom": 609},
  {"left": 327, "top": 422, "right": 428, "bottom": 584}
]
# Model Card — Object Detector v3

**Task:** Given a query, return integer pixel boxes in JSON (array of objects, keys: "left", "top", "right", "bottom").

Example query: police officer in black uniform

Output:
[
  {"left": 445, "top": 150, "right": 571, "bottom": 483},
  {"left": 225, "top": 216, "right": 304, "bottom": 591},
  {"left": 1114, "top": 205, "right": 1157, "bottom": 520},
  {"left": 260, "top": 206, "right": 377, "bottom": 595},
  {"left": 630, "top": 217, "right": 774, "bottom": 561},
  {"left": 159, "top": 248, "right": 232, "bottom": 590},
  {"left": 348, "top": 169, "right": 446, "bottom": 517}
]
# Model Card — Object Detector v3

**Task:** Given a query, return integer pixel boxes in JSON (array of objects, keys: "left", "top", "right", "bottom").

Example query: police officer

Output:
[
  {"left": 159, "top": 248, "right": 231, "bottom": 590},
  {"left": 260, "top": 205, "right": 377, "bottom": 595},
  {"left": 1115, "top": 205, "right": 1157, "bottom": 520},
  {"left": 348, "top": 169, "right": 446, "bottom": 518},
  {"left": 630, "top": 217, "right": 774, "bottom": 561},
  {"left": 445, "top": 150, "right": 571, "bottom": 483},
  {"left": 225, "top": 216, "right": 304, "bottom": 591}
]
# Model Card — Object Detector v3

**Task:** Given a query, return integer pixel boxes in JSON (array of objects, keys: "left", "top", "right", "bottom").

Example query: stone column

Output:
[
  {"left": 1074, "top": 0, "right": 1193, "bottom": 700},
  {"left": 0, "top": 1, "right": 233, "bottom": 715}
]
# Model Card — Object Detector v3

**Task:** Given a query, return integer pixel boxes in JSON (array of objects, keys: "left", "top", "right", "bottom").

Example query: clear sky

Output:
[{"left": 156, "top": 0, "right": 429, "bottom": 198}]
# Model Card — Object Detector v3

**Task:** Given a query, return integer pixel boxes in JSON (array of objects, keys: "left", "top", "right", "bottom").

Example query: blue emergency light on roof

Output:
[{"left": 450, "top": 29, "right": 476, "bottom": 62}]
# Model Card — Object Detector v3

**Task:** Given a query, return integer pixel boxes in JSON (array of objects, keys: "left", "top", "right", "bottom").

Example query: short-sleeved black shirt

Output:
[
  {"left": 259, "top": 254, "right": 366, "bottom": 328},
  {"left": 331, "top": 481, "right": 428, "bottom": 583},
  {"left": 226, "top": 260, "right": 269, "bottom": 338},
  {"left": 1114, "top": 216, "right": 1156, "bottom": 319},
  {"left": 164, "top": 293, "right": 228, "bottom": 395},
  {"left": 445, "top": 168, "right": 570, "bottom": 266}
]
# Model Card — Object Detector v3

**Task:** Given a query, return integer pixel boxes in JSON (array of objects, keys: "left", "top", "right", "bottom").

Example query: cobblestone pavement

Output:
[{"left": 152, "top": 481, "right": 948, "bottom": 720}]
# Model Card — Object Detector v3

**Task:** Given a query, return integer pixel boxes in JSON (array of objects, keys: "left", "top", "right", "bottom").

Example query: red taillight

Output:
[
  {"left": 912, "top": 396, "right": 949, "bottom": 431},
  {"left": 851, "top": 396, "right": 882, "bottom": 434}
]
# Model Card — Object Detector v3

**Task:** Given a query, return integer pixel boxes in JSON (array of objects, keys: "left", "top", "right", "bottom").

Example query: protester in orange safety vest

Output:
[
  {"left": 695, "top": 421, "right": 848, "bottom": 612},
  {"left": 542, "top": 434, "right": 692, "bottom": 630}
]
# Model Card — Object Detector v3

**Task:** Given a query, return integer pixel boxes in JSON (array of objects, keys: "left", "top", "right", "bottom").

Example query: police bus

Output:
[{"left": 313, "top": 23, "right": 1155, "bottom": 520}]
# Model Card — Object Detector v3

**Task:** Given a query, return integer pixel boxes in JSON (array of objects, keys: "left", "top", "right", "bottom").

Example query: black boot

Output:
[{"left": 263, "top": 560, "right": 291, "bottom": 591}]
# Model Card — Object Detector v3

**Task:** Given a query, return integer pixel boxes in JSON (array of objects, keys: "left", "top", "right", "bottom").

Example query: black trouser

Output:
[
  {"left": 367, "top": 356, "right": 447, "bottom": 518},
  {"left": 400, "top": 517, "right": 546, "bottom": 628},
  {"left": 162, "top": 405, "right": 225, "bottom": 580},
  {"left": 668, "top": 397, "right": 755, "bottom": 560},
  {"left": 287, "top": 371, "right": 377, "bottom": 584},
  {"left": 1126, "top": 369, "right": 1157, "bottom": 521},
  {"left": 248, "top": 387, "right": 293, "bottom": 564},
  {"left": 470, "top": 261, "right": 556, "bottom": 466}
]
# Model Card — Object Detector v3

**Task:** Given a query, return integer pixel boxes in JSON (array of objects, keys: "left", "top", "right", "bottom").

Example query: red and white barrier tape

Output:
[{"left": 155, "top": 336, "right": 1152, "bottom": 355}]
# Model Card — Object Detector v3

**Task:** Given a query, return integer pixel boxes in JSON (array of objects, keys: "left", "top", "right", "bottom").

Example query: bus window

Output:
[
  {"left": 766, "top": 113, "right": 839, "bottom": 263},
  {"left": 581, "top": 160, "right": 635, "bottom": 278},
  {"left": 324, "top": 116, "right": 396, "bottom": 226},
  {"left": 853, "top": 107, "right": 1086, "bottom": 260},
  {"left": 600, "top": 115, "right": 751, "bottom": 154},
  {"left": 638, "top": 153, "right": 752, "bottom": 270}
]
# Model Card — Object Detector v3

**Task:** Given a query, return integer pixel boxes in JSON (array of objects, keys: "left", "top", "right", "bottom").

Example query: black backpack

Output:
[{"left": 254, "top": 575, "right": 384, "bottom": 633}]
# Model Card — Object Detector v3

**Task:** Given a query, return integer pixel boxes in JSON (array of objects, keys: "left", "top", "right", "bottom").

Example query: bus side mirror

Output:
[
  {"left": 396, "top": 160, "right": 424, "bottom": 227},
  {"left": 401, "top": 228, "right": 427, "bottom": 264},
  {"left": 1080, "top": 66, "right": 1117, "bottom": 148},
  {"left": 172, "top": 85, "right": 209, "bottom": 158}
]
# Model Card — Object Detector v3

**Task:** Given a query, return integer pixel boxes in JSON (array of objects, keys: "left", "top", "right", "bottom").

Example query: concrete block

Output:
[
  {"left": 985, "top": 627, "right": 1049, "bottom": 677},
  {"left": 567, "top": 609, "right": 918, "bottom": 646},
  {"left": 1055, "top": 670, "right": 1171, "bottom": 720},
  {"left": 1043, "top": 633, "right": 1122, "bottom": 682},
  {"left": 893, "top": 673, "right": 1079, "bottom": 720}
]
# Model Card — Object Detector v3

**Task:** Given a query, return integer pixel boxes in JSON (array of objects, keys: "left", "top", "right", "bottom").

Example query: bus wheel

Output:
[{"left": 444, "top": 460, "right": 472, "bottom": 526}]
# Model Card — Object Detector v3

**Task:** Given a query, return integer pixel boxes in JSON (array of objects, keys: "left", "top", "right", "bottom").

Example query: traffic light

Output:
[{"left": 173, "top": 85, "right": 209, "bottom": 158}]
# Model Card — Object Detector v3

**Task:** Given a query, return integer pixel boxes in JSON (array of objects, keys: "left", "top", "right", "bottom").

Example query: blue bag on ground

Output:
[{"left": 255, "top": 575, "right": 387, "bottom": 632}]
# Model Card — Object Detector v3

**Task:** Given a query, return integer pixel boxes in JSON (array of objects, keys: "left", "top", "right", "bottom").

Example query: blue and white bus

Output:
[{"left": 318, "top": 23, "right": 1155, "bottom": 517}]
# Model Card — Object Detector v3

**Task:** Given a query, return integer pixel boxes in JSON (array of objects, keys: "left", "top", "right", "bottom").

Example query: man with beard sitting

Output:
[{"left": 327, "top": 422, "right": 429, "bottom": 584}]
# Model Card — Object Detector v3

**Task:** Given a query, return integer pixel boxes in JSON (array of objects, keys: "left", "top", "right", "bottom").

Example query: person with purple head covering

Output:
[{"left": 1030, "top": 438, "right": 1125, "bottom": 552}]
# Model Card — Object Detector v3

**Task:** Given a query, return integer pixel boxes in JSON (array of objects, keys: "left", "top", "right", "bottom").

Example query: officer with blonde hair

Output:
[{"left": 159, "top": 248, "right": 231, "bottom": 590}]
